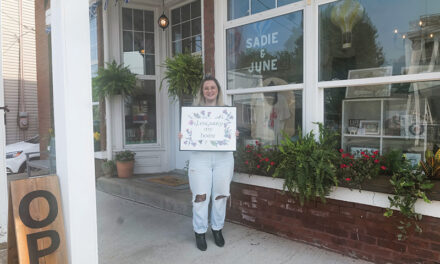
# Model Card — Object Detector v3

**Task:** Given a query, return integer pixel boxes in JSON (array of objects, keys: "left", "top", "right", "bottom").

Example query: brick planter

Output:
[{"left": 226, "top": 176, "right": 440, "bottom": 264}]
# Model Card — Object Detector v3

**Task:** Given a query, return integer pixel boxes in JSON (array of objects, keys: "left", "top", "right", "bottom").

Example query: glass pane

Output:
[
  {"left": 145, "top": 33, "right": 154, "bottom": 54},
  {"left": 192, "top": 35, "right": 202, "bottom": 53},
  {"left": 226, "top": 11, "right": 303, "bottom": 89},
  {"left": 125, "top": 80, "right": 157, "bottom": 144},
  {"left": 182, "top": 38, "right": 192, "bottom": 54},
  {"left": 277, "top": 0, "right": 301, "bottom": 7},
  {"left": 233, "top": 91, "right": 302, "bottom": 146},
  {"left": 324, "top": 81, "right": 440, "bottom": 160},
  {"left": 172, "top": 24, "right": 182, "bottom": 41},
  {"left": 181, "top": 4, "right": 191, "bottom": 22},
  {"left": 191, "top": 0, "right": 201, "bottom": 18},
  {"left": 182, "top": 21, "right": 191, "bottom": 39},
  {"left": 93, "top": 104, "right": 101, "bottom": 152},
  {"left": 134, "top": 32, "right": 144, "bottom": 53},
  {"left": 191, "top": 18, "right": 201, "bottom": 36},
  {"left": 252, "top": 0, "right": 275, "bottom": 14},
  {"left": 319, "top": 0, "right": 440, "bottom": 81},
  {"left": 144, "top": 10, "right": 154, "bottom": 32},
  {"left": 133, "top": 9, "right": 143, "bottom": 31},
  {"left": 173, "top": 41, "right": 182, "bottom": 56},
  {"left": 122, "top": 8, "right": 132, "bottom": 30},
  {"left": 145, "top": 55, "right": 155, "bottom": 75},
  {"left": 171, "top": 8, "right": 180, "bottom": 24},
  {"left": 123, "top": 31, "right": 133, "bottom": 52},
  {"left": 228, "top": 0, "right": 250, "bottom": 20}
]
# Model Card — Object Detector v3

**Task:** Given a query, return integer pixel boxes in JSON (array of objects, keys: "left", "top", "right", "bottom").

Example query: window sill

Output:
[{"left": 232, "top": 172, "right": 440, "bottom": 218}]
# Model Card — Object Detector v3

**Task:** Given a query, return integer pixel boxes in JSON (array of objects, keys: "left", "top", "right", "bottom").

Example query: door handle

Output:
[{"left": 0, "top": 106, "right": 10, "bottom": 112}]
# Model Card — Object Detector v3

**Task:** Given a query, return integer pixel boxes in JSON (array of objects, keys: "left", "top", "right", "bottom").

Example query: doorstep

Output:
[{"left": 96, "top": 172, "right": 192, "bottom": 217}]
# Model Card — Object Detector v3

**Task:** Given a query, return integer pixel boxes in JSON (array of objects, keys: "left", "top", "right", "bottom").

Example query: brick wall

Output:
[
  {"left": 227, "top": 182, "right": 440, "bottom": 264},
  {"left": 203, "top": 0, "right": 215, "bottom": 76}
]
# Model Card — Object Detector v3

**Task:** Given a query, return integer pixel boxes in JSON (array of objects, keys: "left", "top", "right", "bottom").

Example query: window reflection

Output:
[
  {"left": 324, "top": 81, "right": 440, "bottom": 161},
  {"left": 171, "top": 0, "right": 201, "bottom": 55},
  {"left": 125, "top": 80, "right": 157, "bottom": 144},
  {"left": 226, "top": 11, "right": 303, "bottom": 89},
  {"left": 319, "top": 0, "right": 440, "bottom": 81},
  {"left": 234, "top": 91, "right": 302, "bottom": 146}
]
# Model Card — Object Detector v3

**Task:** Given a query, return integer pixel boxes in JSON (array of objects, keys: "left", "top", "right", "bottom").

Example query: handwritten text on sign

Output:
[{"left": 180, "top": 107, "right": 236, "bottom": 151}]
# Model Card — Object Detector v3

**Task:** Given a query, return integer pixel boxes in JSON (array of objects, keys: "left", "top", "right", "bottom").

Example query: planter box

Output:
[{"left": 227, "top": 173, "right": 440, "bottom": 264}]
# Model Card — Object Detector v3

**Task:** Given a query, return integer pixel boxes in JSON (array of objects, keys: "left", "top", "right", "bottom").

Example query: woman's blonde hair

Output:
[{"left": 193, "top": 76, "right": 224, "bottom": 106}]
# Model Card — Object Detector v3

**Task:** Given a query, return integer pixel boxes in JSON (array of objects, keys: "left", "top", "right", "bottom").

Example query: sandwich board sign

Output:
[{"left": 8, "top": 175, "right": 67, "bottom": 264}]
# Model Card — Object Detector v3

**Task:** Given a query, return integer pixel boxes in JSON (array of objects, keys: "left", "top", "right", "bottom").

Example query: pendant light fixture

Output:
[{"left": 158, "top": 0, "right": 169, "bottom": 30}]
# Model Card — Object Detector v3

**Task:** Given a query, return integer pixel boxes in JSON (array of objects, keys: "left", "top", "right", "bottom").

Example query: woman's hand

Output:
[
  {"left": 235, "top": 130, "right": 240, "bottom": 138},
  {"left": 178, "top": 132, "right": 183, "bottom": 140}
]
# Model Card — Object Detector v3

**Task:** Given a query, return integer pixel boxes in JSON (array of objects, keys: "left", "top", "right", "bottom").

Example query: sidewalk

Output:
[{"left": 97, "top": 190, "right": 372, "bottom": 264}]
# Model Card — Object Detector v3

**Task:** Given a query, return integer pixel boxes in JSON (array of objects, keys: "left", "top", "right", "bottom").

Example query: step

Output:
[{"left": 97, "top": 174, "right": 192, "bottom": 217}]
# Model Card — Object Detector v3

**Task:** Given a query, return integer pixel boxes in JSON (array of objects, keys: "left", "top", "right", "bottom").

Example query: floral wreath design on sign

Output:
[{"left": 183, "top": 109, "right": 234, "bottom": 147}]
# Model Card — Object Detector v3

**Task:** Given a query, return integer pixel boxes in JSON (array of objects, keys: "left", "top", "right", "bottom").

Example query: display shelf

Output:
[{"left": 341, "top": 97, "right": 428, "bottom": 157}]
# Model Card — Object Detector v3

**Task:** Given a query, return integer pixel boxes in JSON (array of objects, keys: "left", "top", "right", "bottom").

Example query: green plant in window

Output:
[
  {"left": 160, "top": 53, "right": 203, "bottom": 104},
  {"left": 234, "top": 141, "right": 281, "bottom": 177},
  {"left": 419, "top": 147, "right": 440, "bottom": 180},
  {"left": 273, "top": 123, "right": 339, "bottom": 205},
  {"left": 384, "top": 161, "right": 434, "bottom": 241},
  {"left": 93, "top": 60, "right": 137, "bottom": 98}
]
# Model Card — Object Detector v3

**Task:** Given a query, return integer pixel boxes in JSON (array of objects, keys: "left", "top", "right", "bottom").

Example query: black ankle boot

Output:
[
  {"left": 195, "top": 232, "right": 207, "bottom": 251},
  {"left": 212, "top": 229, "right": 225, "bottom": 247}
]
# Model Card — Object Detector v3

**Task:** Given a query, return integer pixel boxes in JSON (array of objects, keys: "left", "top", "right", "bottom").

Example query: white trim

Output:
[
  {"left": 225, "top": 1, "right": 305, "bottom": 29},
  {"left": 233, "top": 173, "right": 440, "bottom": 219},
  {"left": 94, "top": 151, "right": 108, "bottom": 159},
  {"left": 226, "top": 84, "right": 303, "bottom": 95},
  {"left": 318, "top": 72, "right": 440, "bottom": 89},
  {"left": 316, "top": 0, "right": 338, "bottom": 6}
]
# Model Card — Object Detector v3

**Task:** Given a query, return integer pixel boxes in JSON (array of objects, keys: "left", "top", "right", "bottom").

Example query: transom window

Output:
[{"left": 171, "top": 0, "right": 202, "bottom": 55}]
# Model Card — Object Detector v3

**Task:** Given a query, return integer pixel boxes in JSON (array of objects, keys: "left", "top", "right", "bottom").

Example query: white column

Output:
[
  {"left": 50, "top": 0, "right": 98, "bottom": 263},
  {"left": 303, "top": 1, "right": 323, "bottom": 134},
  {"left": 0, "top": 1, "right": 8, "bottom": 244}
]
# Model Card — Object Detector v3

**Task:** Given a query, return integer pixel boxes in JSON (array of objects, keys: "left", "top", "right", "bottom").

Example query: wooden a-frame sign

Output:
[{"left": 8, "top": 175, "right": 67, "bottom": 264}]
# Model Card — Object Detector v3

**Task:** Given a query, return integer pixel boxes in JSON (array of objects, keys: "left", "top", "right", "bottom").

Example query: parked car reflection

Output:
[{"left": 6, "top": 135, "right": 40, "bottom": 174}]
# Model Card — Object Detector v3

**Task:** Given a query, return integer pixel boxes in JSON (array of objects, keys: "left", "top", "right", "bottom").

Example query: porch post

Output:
[
  {"left": 0, "top": 1, "right": 8, "bottom": 244},
  {"left": 50, "top": 0, "right": 98, "bottom": 263}
]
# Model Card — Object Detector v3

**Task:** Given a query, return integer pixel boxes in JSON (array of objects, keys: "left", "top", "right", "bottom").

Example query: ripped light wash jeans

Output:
[{"left": 188, "top": 151, "right": 234, "bottom": 234}]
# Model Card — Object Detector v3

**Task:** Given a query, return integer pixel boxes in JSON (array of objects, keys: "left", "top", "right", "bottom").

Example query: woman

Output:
[{"left": 179, "top": 76, "right": 238, "bottom": 251}]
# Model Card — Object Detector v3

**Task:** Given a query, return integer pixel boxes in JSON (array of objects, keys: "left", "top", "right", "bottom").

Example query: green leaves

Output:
[
  {"left": 160, "top": 53, "right": 203, "bottom": 101},
  {"left": 274, "top": 123, "right": 339, "bottom": 205},
  {"left": 385, "top": 161, "right": 434, "bottom": 240},
  {"left": 92, "top": 60, "right": 137, "bottom": 99}
]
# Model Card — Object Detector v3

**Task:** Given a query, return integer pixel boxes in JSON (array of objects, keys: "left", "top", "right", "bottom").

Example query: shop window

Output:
[
  {"left": 226, "top": 11, "right": 303, "bottom": 90},
  {"left": 171, "top": 0, "right": 201, "bottom": 56},
  {"left": 319, "top": 0, "right": 440, "bottom": 81},
  {"left": 227, "top": 0, "right": 301, "bottom": 20},
  {"left": 324, "top": 81, "right": 440, "bottom": 165},
  {"left": 124, "top": 80, "right": 157, "bottom": 145},
  {"left": 90, "top": 3, "right": 101, "bottom": 151},
  {"left": 233, "top": 91, "right": 302, "bottom": 146},
  {"left": 122, "top": 8, "right": 155, "bottom": 75}
]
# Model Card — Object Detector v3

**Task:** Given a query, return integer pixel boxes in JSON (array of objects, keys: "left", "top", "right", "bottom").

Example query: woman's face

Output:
[{"left": 202, "top": 80, "right": 219, "bottom": 104}]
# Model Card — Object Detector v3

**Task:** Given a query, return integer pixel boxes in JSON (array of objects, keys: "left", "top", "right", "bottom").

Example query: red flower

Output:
[
  {"left": 340, "top": 164, "right": 347, "bottom": 168},
  {"left": 245, "top": 160, "right": 249, "bottom": 165},
  {"left": 380, "top": 166, "right": 387, "bottom": 170},
  {"left": 361, "top": 151, "right": 365, "bottom": 155},
  {"left": 246, "top": 144, "right": 251, "bottom": 148},
  {"left": 371, "top": 155, "right": 376, "bottom": 158},
  {"left": 257, "top": 154, "right": 262, "bottom": 158},
  {"left": 255, "top": 140, "right": 259, "bottom": 145},
  {"left": 270, "top": 161, "right": 275, "bottom": 166},
  {"left": 265, "top": 158, "right": 269, "bottom": 162},
  {"left": 374, "top": 150, "right": 379, "bottom": 155},
  {"left": 259, "top": 159, "right": 263, "bottom": 162},
  {"left": 339, "top": 149, "right": 344, "bottom": 153},
  {"left": 345, "top": 178, "right": 351, "bottom": 181},
  {"left": 257, "top": 165, "right": 261, "bottom": 169},
  {"left": 374, "top": 159, "right": 379, "bottom": 163}
]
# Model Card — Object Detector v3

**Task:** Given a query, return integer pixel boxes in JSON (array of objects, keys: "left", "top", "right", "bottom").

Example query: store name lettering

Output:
[{"left": 246, "top": 32, "right": 279, "bottom": 74}]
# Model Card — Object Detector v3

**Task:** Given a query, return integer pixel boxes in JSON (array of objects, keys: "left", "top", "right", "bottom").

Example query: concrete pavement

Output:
[{"left": 97, "top": 191, "right": 372, "bottom": 264}]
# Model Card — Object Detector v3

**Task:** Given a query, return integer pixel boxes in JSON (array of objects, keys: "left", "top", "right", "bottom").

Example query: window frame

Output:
[{"left": 119, "top": 4, "right": 163, "bottom": 148}]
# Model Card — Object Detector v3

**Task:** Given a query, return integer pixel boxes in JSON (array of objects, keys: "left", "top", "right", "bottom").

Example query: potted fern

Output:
[
  {"left": 160, "top": 53, "right": 204, "bottom": 106},
  {"left": 115, "top": 150, "right": 136, "bottom": 178},
  {"left": 93, "top": 60, "right": 137, "bottom": 98}
]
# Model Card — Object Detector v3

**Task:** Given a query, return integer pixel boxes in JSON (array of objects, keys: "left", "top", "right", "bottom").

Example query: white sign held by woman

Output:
[{"left": 180, "top": 106, "right": 237, "bottom": 151}]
